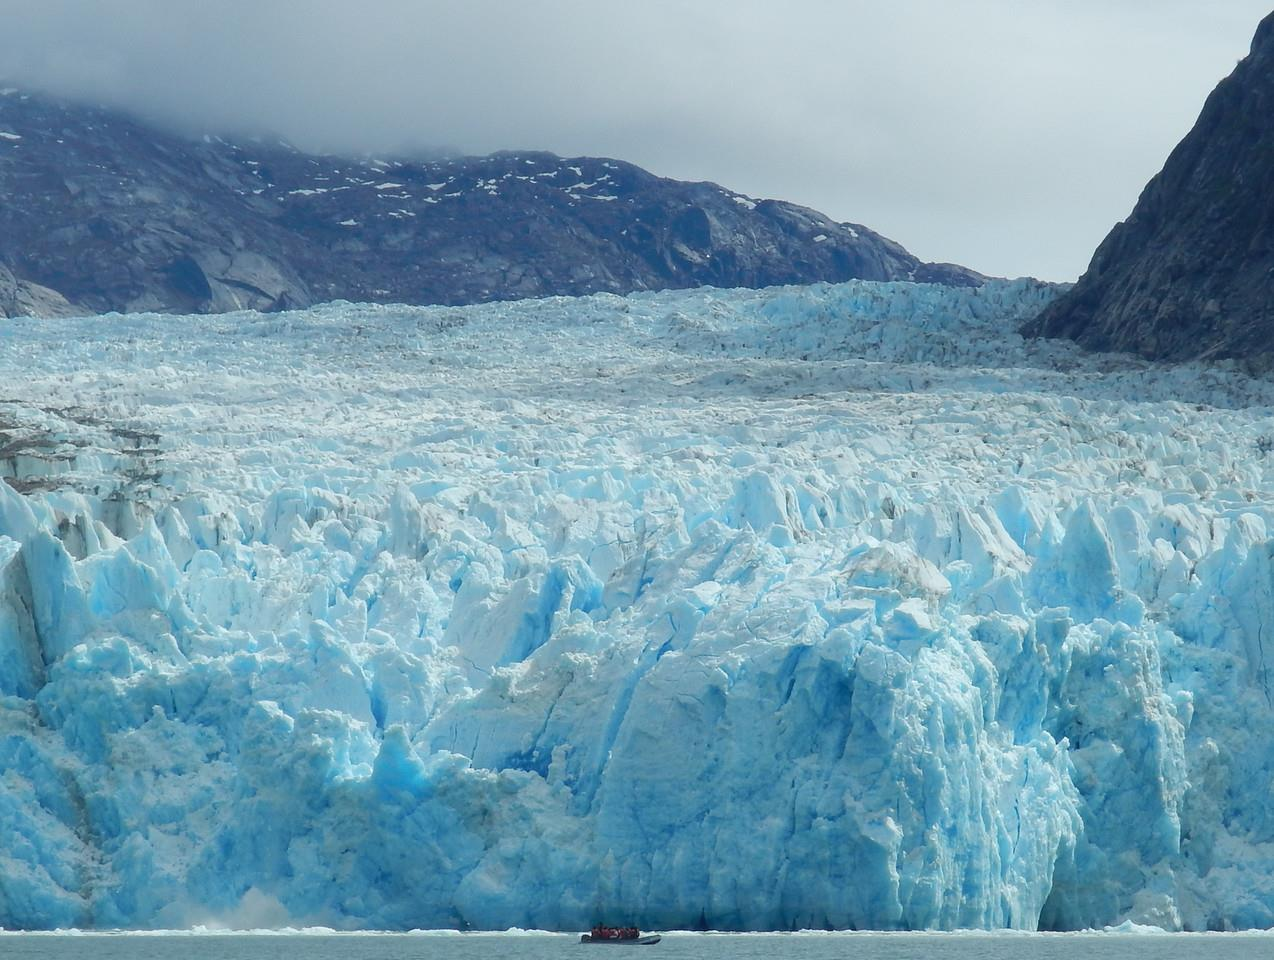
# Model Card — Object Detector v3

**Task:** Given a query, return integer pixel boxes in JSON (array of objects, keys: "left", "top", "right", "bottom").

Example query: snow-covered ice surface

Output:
[{"left": 3, "top": 278, "right": 1274, "bottom": 932}]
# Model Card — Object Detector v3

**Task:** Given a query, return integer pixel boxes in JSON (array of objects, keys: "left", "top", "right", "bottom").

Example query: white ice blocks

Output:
[{"left": 1, "top": 278, "right": 1273, "bottom": 931}]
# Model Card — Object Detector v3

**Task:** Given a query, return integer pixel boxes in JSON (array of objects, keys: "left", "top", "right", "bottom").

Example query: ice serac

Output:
[{"left": 1, "top": 277, "right": 1273, "bottom": 931}]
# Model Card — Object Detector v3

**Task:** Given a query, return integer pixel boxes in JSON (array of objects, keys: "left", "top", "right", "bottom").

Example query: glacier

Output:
[{"left": 2, "top": 278, "right": 1274, "bottom": 931}]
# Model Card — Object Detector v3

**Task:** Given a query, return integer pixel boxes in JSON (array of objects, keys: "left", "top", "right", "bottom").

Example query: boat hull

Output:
[{"left": 580, "top": 935, "right": 661, "bottom": 945}]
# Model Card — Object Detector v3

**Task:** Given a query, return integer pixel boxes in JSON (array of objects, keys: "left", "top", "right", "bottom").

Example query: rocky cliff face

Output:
[
  {"left": 1025, "top": 12, "right": 1274, "bottom": 363},
  {"left": 0, "top": 265, "right": 79, "bottom": 319},
  {"left": 0, "top": 89, "right": 982, "bottom": 318}
]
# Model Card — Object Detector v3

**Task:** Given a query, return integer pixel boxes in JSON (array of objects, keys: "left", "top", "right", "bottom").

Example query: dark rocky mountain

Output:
[
  {"left": 0, "top": 88, "right": 983, "bottom": 318},
  {"left": 1025, "top": 11, "right": 1274, "bottom": 364}
]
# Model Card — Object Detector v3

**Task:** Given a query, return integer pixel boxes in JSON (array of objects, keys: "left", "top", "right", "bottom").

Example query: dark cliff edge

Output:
[
  {"left": 1024, "top": 11, "right": 1274, "bottom": 364},
  {"left": 0, "top": 88, "right": 984, "bottom": 318}
]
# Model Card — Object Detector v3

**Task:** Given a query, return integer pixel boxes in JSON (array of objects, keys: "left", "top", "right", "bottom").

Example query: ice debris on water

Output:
[{"left": 1, "top": 278, "right": 1274, "bottom": 932}]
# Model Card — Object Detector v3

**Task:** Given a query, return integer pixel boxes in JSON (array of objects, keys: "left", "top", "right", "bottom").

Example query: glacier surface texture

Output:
[{"left": 2, "top": 279, "right": 1274, "bottom": 931}]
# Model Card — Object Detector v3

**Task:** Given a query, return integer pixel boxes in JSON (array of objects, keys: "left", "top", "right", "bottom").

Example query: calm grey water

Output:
[{"left": 0, "top": 932, "right": 1269, "bottom": 960}]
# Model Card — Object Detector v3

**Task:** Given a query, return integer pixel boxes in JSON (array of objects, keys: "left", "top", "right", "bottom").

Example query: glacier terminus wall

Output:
[{"left": 3, "top": 279, "right": 1274, "bottom": 931}]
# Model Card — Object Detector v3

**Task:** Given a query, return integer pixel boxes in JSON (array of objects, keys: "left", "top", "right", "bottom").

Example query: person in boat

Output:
[{"left": 590, "top": 924, "right": 640, "bottom": 940}]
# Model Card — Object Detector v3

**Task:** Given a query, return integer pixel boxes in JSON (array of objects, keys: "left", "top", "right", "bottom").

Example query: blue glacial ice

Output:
[{"left": 2, "top": 278, "right": 1274, "bottom": 931}]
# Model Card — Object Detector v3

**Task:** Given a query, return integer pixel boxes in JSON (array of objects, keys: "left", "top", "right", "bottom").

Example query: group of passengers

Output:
[{"left": 590, "top": 925, "right": 639, "bottom": 940}]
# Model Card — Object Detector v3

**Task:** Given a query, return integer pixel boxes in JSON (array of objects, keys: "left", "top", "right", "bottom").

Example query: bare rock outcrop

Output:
[
  {"left": 0, "top": 89, "right": 983, "bottom": 317},
  {"left": 1026, "top": 11, "right": 1274, "bottom": 364}
]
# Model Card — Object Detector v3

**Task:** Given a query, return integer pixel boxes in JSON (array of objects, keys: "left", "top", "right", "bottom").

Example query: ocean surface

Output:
[{"left": 0, "top": 932, "right": 1269, "bottom": 960}]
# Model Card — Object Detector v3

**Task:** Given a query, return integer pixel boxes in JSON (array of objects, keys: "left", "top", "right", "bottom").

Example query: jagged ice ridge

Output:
[{"left": 2, "top": 278, "right": 1274, "bottom": 931}]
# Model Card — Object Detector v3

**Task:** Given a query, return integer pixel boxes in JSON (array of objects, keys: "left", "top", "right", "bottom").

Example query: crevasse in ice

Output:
[{"left": 2, "top": 279, "right": 1274, "bottom": 931}]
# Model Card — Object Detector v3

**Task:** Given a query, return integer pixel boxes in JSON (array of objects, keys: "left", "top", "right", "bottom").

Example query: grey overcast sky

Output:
[{"left": 1, "top": 1, "right": 1269, "bottom": 280}]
